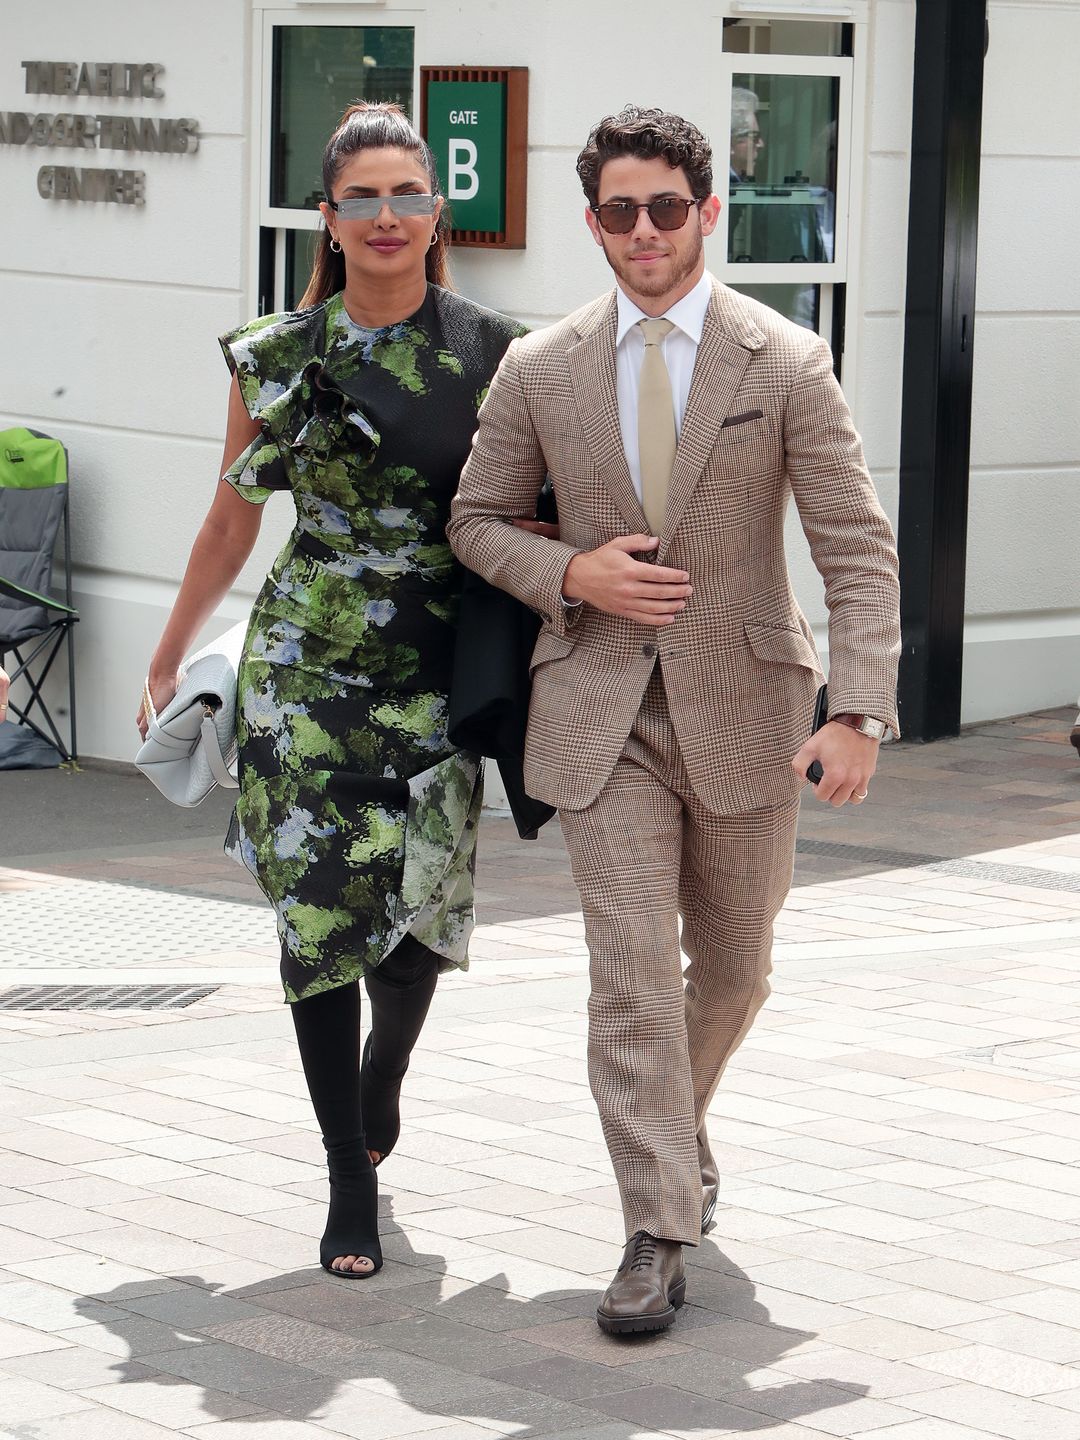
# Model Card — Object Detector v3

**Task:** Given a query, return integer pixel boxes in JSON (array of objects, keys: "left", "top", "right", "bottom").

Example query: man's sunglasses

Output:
[
  {"left": 327, "top": 193, "right": 438, "bottom": 221},
  {"left": 591, "top": 197, "right": 703, "bottom": 235}
]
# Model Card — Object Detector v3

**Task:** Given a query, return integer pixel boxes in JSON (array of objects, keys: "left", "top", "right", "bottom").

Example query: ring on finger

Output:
[{"left": 855, "top": 790, "right": 868, "bottom": 800}]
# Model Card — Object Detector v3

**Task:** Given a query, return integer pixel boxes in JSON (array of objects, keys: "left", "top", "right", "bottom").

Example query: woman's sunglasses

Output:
[
  {"left": 328, "top": 194, "right": 439, "bottom": 221},
  {"left": 591, "top": 197, "right": 703, "bottom": 235}
]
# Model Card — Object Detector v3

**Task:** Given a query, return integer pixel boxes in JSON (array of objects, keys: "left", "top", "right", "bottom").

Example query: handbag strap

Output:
[
  {"left": 145, "top": 710, "right": 196, "bottom": 755},
  {"left": 200, "top": 714, "right": 239, "bottom": 789}
]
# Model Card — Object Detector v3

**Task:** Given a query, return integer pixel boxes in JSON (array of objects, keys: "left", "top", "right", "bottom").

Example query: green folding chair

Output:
[{"left": 0, "top": 427, "right": 79, "bottom": 762}]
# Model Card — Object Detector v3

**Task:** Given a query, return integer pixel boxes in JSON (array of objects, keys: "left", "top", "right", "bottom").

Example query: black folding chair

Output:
[{"left": 0, "top": 427, "right": 79, "bottom": 762}]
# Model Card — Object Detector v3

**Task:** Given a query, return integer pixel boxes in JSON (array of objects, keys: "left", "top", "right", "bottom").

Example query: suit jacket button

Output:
[{"left": 642, "top": 643, "right": 657, "bottom": 657}]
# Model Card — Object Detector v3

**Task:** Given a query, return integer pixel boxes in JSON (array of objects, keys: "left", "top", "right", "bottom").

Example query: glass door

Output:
[
  {"left": 257, "top": 10, "right": 417, "bottom": 313},
  {"left": 712, "top": 14, "right": 858, "bottom": 358}
]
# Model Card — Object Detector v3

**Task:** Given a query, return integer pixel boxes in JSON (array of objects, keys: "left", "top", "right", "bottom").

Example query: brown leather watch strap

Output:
[{"left": 831, "top": 713, "right": 884, "bottom": 737}]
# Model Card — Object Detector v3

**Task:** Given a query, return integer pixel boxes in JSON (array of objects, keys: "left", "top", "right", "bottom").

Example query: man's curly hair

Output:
[{"left": 576, "top": 106, "right": 714, "bottom": 206}]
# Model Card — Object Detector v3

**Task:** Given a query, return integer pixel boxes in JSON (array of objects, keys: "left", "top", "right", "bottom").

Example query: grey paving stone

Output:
[
  {"left": 0, "top": 1343, "right": 158, "bottom": 1390},
  {"left": 390, "top": 1274, "right": 580, "bottom": 1333},
  {"left": 0, "top": 1373, "right": 93, "bottom": 1422},
  {"left": 205, "top": 1313, "right": 376, "bottom": 1365},
  {"left": 947, "top": 1311, "right": 1080, "bottom": 1364},
  {"left": 0, "top": 1407, "right": 181, "bottom": 1439},
  {"left": 245, "top": 1279, "right": 420, "bottom": 1333},
  {"left": 584, "top": 1381, "right": 784, "bottom": 1434},
  {"left": 899, "top": 1381, "right": 1080, "bottom": 1440},
  {"left": 113, "top": 1284, "right": 263, "bottom": 1331},
  {"left": 0, "top": 1281, "right": 123, "bottom": 1334},
  {"left": 136, "top": 1339, "right": 322, "bottom": 1398},
  {"left": 486, "top": 1351, "right": 648, "bottom": 1400},
  {"left": 76, "top": 1373, "right": 261, "bottom": 1427},
  {"left": 352, "top": 1312, "right": 548, "bottom": 1376},
  {"left": 441, "top": 1380, "right": 608, "bottom": 1435}
]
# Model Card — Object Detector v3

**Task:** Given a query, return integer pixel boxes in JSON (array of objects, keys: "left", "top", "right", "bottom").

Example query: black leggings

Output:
[{"left": 290, "top": 932, "right": 440, "bottom": 1157}]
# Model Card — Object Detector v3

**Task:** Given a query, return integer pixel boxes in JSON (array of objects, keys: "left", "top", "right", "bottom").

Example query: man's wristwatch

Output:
[{"left": 831, "top": 713, "right": 887, "bottom": 741}]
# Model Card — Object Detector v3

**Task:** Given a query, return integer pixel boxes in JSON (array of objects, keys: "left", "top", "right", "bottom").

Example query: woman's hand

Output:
[
  {"left": 136, "top": 669, "right": 180, "bottom": 741},
  {"left": 511, "top": 518, "right": 560, "bottom": 540},
  {"left": 0, "top": 665, "right": 9, "bottom": 724}
]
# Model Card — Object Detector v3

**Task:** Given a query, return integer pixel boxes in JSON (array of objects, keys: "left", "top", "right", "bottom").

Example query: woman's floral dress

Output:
[{"left": 219, "top": 286, "right": 523, "bottom": 1002}]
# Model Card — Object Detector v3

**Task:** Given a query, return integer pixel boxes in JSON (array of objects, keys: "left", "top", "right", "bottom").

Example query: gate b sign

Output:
[{"left": 421, "top": 67, "right": 527, "bottom": 248}]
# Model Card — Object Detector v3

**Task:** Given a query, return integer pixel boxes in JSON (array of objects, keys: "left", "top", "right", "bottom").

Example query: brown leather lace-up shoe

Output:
[{"left": 596, "top": 1231, "right": 686, "bottom": 1335}]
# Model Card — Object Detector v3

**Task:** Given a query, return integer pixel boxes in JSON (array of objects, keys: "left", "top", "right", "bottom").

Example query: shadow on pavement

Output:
[{"left": 72, "top": 1209, "right": 868, "bottom": 1434}]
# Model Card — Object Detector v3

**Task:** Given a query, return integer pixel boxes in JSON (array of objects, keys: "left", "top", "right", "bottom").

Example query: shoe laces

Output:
[{"left": 628, "top": 1232, "right": 658, "bottom": 1272}]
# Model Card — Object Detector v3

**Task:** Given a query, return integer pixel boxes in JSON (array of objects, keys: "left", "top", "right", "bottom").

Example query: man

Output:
[
  {"left": 448, "top": 107, "right": 900, "bottom": 1336},
  {"left": 729, "top": 85, "right": 764, "bottom": 182}
]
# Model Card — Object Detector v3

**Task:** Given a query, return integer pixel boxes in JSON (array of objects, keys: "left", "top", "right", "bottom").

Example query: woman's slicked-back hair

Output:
[
  {"left": 576, "top": 106, "right": 714, "bottom": 207},
  {"left": 299, "top": 101, "right": 452, "bottom": 309}
]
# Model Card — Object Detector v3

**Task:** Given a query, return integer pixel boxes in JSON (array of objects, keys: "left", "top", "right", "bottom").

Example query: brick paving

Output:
[{"left": 0, "top": 708, "right": 1078, "bottom": 1440}]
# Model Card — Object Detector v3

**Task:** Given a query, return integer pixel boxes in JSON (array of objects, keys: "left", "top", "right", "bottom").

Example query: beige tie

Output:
[{"left": 637, "top": 318, "right": 676, "bottom": 534}]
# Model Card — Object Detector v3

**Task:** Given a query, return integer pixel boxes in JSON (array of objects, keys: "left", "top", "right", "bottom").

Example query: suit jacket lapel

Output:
[
  {"left": 659, "top": 283, "right": 760, "bottom": 557},
  {"left": 567, "top": 296, "right": 649, "bottom": 535}
]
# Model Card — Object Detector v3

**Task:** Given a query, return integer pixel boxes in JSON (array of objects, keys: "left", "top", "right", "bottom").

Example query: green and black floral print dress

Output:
[{"left": 219, "top": 286, "right": 524, "bottom": 1003}]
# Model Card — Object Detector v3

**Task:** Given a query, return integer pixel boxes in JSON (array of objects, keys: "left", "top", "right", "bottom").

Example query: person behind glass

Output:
[
  {"left": 0, "top": 666, "right": 9, "bottom": 723},
  {"left": 137, "top": 102, "right": 539, "bottom": 1279},
  {"left": 729, "top": 85, "right": 764, "bottom": 183}
]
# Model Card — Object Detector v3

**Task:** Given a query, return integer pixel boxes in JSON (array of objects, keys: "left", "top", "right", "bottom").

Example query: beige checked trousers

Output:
[{"left": 559, "top": 668, "right": 799, "bottom": 1246}]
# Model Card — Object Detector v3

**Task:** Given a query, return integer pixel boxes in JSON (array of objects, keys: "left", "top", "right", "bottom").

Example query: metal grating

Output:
[
  {"left": 0, "top": 984, "right": 220, "bottom": 1011},
  {"left": 796, "top": 839, "right": 1080, "bottom": 894}
]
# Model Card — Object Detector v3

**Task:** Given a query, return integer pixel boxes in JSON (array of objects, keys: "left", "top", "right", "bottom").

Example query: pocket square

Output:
[{"left": 721, "top": 409, "right": 764, "bottom": 429}]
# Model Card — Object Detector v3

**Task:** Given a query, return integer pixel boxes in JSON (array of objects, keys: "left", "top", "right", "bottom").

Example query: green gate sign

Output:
[{"left": 425, "top": 79, "right": 506, "bottom": 234}]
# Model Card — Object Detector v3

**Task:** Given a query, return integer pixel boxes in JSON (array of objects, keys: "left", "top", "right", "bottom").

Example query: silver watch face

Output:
[{"left": 859, "top": 717, "right": 887, "bottom": 740}]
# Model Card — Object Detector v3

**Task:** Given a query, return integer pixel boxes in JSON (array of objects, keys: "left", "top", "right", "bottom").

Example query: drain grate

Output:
[
  {"left": 0, "top": 984, "right": 220, "bottom": 1011},
  {"left": 796, "top": 839, "right": 1080, "bottom": 894}
]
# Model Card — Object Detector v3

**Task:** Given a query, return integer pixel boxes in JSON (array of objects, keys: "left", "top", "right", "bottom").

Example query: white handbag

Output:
[{"left": 134, "top": 619, "right": 247, "bottom": 807}]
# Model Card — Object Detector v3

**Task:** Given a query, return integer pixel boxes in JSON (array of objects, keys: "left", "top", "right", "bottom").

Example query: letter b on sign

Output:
[
  {"left": 426, "top": 79, "right": 505, "bottom": 232},
  {"left": 448, "top": 140, "right": 479, "bottom": 200}
]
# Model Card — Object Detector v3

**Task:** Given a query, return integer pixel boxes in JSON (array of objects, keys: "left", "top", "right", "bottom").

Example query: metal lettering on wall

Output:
[{"left": 0, "top": 60, "right": 201, "bottom": 206}]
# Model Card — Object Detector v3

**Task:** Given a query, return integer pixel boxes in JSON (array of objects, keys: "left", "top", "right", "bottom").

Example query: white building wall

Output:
[
  {"left": 965, "top": 0, "right": 1080, "bottom": 721},
  {"left": 0, "top": 0, "right": 1071, "bottom": 777},
  {"left": 0, "top": 0, "right": 271, "bottom": 766},
  {"left": 780, "top": 0, "right": 914, "bottom": 665}
]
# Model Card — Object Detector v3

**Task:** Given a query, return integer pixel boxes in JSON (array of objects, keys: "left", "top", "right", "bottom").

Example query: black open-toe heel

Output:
[
  {"left": 320, "top": 1142, "right": 383, "bottom": 1278},
  {"left": 359, "top": 1031, "right": 402, "bottom": 1169}
]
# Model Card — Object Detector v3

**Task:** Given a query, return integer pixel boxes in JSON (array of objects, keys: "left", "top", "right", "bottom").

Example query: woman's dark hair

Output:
[
  {"left": 576, "top": 106, "right": 714, "bottom": 206},
  {"left": 300, "top": 101, "right": 451, "bottom": 309}
]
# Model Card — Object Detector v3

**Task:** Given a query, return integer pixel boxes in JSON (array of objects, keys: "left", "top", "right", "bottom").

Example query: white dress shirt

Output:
[{"left": 615, "top": 271, "right": 712, "bottom": 505}]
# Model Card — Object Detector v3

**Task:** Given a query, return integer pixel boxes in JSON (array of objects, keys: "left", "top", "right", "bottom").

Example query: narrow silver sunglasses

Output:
[{"left": 328, "top": 194, "right": 438, "bottom": 221}]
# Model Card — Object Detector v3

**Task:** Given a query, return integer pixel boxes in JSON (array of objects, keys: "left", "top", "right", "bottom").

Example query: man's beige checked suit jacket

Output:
[{"left": 448, "top": 277, "right": 901, "bottom": 816}]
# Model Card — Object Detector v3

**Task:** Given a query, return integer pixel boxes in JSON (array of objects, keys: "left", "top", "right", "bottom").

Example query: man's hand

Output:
[
  {"left": 792, "top": 720, "right": 879, "bottom": 807},
  {"left": 562, "top": 535, "right": 692, "bottom": 627}
]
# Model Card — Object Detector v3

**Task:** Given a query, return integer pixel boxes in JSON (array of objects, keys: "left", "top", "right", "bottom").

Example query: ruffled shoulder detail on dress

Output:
[
  {"left": 218, "top": 301, "right": 381, "bottom": 503},
  {"left": 220, "top": 306, "right": 328, "bottom": 422}
]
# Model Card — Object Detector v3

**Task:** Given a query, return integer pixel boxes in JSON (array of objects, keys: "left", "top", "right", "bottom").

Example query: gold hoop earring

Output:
[
  {"left": 429, "top": 232, "right": 438, "bottom": 248},
  {"left": 329, "top": 237, "right": 342, "bottom": 254}
]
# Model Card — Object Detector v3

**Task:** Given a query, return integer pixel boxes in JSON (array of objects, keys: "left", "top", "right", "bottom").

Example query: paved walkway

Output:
[{"left": 1, "top": 709, "right": 1079, "bottom": 1440}]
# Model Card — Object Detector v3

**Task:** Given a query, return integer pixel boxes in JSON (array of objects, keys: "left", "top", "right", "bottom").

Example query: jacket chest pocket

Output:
[{"left": 708, "top": 416, "right": 778, "bottom": 481}]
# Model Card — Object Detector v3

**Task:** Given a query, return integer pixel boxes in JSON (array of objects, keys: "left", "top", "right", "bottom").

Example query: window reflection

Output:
[
  {"left": 726, "top": 282, "right": 820, "bottom": 334},
  {"left": 271, "top": 26, "right": 415, "bottom": 211},
  {"left": 728, "top": 73, "right": 839, "bottom": 266}
]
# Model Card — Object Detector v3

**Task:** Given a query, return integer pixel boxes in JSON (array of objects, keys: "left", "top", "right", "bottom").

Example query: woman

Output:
[
  {"left": 0, "top": 666, "right": 9, "bottom": 722},
  {"left": 138, "top": 102, "right": 535, "bottom": 1279}
]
